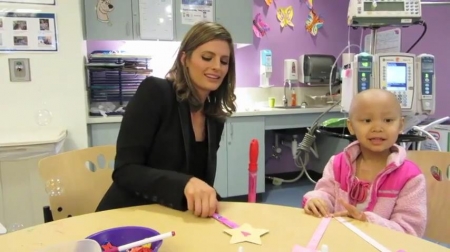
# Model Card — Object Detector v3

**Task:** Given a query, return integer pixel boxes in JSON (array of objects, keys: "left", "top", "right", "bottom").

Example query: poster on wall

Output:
[
  {"left": 0, "top": 0, "right": 55, "bottom": 5},
  {"left": 181, "top": 0, "right": 214, "bottom": 25},
  {"left": 0, "top": 12, "right": 58, "bottom": 52},
  {"left": 364, "top": 28, "right": 401, "bottom": 54}
]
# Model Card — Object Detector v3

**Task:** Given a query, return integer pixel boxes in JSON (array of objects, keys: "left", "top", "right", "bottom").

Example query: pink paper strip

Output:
[{"left": 212, "top": 213, "right": 240, "bottom": 229}]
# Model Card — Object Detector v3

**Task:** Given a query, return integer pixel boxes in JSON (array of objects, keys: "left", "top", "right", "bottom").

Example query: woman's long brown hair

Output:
[{"left": 166, "top": 21, "right": 236, "bottom": 122}]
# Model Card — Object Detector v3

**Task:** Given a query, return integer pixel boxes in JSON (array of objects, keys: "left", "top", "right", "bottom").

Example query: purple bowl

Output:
[{"left": 85, "top": 226, "right": 163, "bottom": 251}]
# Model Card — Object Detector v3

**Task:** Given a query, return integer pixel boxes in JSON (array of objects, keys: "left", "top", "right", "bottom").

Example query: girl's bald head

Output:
[{"left": 348, "top": 89, "right": 402, "bottom": 119}]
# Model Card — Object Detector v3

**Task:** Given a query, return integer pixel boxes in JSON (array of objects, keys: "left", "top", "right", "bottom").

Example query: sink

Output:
[{"left": 273, "top": 105, "right": 327, "bottom": 109}]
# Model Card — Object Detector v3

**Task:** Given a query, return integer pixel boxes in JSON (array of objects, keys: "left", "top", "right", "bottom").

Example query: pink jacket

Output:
[{"left": 302, "top": 141, "right": 427, "bottom": 237}]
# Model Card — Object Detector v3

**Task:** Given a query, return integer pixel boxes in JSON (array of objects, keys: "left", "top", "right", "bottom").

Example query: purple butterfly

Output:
[{"left": 252, "top": 13, "right": 270, "bottom": 38}]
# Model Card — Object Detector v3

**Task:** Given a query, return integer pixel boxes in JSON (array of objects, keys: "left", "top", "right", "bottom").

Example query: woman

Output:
[{"left": 96, "top": 21, "right": 237, "bottom": 218}]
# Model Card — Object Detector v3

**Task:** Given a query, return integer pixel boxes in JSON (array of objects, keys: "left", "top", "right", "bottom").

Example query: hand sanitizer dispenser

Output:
[
  {"left": 260, "top": 49, "right": 272, "bottom": 87},
  {"left": 284, "top": 59, "right": 298, "bottom": 81}
]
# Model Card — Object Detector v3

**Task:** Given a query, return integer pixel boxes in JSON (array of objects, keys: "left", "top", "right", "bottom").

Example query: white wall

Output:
[{"left": 0, "top": 1, "right": 88, "bottom": 150}]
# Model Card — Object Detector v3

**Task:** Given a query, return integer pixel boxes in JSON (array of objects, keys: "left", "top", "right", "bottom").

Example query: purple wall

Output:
[
  {"left": 236, "top": 0, "right": 357, "bottom": 87},
  {"left": 246, "top": 0, "right": 353, "bottom": 174},
  {"left": 86, "top": 1, "right": 450, "bottom": 176},
  {"left": 263, "top": 2, "right": 450, "bottom": 175}
]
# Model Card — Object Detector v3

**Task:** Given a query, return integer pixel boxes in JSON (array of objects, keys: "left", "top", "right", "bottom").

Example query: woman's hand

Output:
[
  {"left": 184, "top": 177, "right": 218, "bottom": 218},
  {"left": 332, "top": 198, "right": 367, "bottom": 222},
  {"left": 304, "top": 198, "right": 329, "bottom": 217}
]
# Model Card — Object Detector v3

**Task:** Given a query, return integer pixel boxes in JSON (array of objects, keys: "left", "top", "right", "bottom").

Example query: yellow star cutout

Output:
[{"left": 223, "top": 223, "right": 269, "bottom": 245}]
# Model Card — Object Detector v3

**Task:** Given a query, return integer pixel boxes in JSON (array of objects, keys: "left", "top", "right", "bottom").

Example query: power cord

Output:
[
  {"left": 267, "top": 100, "right": 342, "bottom": 186},
  {"left": 414, "top": 116, "right": 449, "bottom": 151},
  {"left": 412, "top": 126, "right": 441, "bottom": 151},
  {"left": 406, "top": 21, "right": 427, "bottom": 53}
]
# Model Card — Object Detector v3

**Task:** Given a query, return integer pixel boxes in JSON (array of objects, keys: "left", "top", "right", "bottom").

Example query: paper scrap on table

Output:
[
  {"left": 276, "top": 6, "right": 294, "bottom": 28},
  {"left": 224, "top": 223, "right": 269, "bottom": 245}
]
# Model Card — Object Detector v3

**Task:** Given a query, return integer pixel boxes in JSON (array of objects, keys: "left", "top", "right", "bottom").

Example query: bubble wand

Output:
[{"left": 248, "top": 139, "right": 259, "bottom": 203}]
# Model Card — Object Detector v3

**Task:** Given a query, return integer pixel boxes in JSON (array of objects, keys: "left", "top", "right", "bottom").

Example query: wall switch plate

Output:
[{"left": 9, "top": 58, "right": 31, "bottom": 82}]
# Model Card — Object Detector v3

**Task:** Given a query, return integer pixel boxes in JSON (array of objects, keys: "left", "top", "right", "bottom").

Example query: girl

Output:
[{"left": 303, "top": 89, "right": 427, "bottom": 237}]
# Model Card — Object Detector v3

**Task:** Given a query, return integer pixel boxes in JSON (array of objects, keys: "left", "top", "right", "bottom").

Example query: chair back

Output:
[
  {"left": 407, "top": 150, "right": 450, "bottom": 244},
  {"left": 38, "top": 145, "right": 115, "bottom": 220}
]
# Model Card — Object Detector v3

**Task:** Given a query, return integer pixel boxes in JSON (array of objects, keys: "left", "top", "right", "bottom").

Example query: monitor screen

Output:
[
  {"left": 359, "top": 61, "right": 371, "bottom": 68},
  {"left": 363, "top": 2, "right": 404, "bottom": 11},
  {"left": 386, "top": 62, "right": 407, "bottom": 91}
]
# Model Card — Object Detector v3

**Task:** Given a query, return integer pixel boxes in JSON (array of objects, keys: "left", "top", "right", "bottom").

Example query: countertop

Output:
[{"left": 87, "top": 106, "right": 343, "bottom": 124}]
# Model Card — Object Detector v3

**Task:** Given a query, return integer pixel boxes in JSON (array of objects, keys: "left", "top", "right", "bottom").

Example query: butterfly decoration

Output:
[
  {"left": 305, "top": 0, "right": 313, "bottom": 9},
  {"left": 252, "top": 13, "right": 270, "bottom": 38},
  {"left": 276, "top": 6, "right": 294, "bottom": 28},
  {"left": 265, "top": 0, "right": 273, "bottom": 6},
  {"left": 305, "top": 9, "right": 324, "bottom": 36}
]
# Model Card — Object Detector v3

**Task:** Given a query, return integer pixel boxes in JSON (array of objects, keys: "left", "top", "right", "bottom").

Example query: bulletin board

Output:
[
  {"left": 0, "top": 12, "right": 58, "bottom": 52},
  {"left": 364, "top": 28, "right": 402, "bottom": 54},
  {"left": 0, "top": 0, "right": 55, "bottom": 5}
]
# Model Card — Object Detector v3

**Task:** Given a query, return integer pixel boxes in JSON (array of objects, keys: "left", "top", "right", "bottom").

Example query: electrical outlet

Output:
[{"left": 9, "top": 58, "right": 31, "bottom": 82}]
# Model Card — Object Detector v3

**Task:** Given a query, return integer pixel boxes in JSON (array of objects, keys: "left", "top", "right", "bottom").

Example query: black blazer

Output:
[{"left": 96, "top": 77, "right": 224, "bottom": 212}]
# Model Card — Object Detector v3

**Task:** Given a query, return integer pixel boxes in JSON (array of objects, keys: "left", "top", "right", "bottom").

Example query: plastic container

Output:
[
  {"left": 86, "top": 226, "right": 163, "bottom": 251},
  {"left": 35, "top": 239, "right": 102, "bottom": 252}
]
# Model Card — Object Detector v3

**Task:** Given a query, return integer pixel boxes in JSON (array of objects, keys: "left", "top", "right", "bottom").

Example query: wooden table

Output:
[{"left": 0, "top": 202, "right": 447, "bottom": 252}]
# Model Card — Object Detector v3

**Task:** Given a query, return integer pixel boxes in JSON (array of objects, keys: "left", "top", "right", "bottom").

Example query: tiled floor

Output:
[
  {"left": 262, "top": 178, "right": 314, "bottom": 208},
  {"left": 261, "top": 177, "right": 450, "bottom": 248}
]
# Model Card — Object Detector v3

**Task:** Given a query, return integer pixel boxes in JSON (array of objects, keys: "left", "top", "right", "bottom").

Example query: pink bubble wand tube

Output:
[{"left": 248, "top": 139, "right": 259, "bottom": 203}]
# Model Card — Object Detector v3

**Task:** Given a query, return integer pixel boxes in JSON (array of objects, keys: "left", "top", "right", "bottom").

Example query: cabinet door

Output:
[
  {"left": 84, "top": 0, "right": 134, "bottom": 40},
  {"left": 226, "top": 117, "right": 265, "bottom": 197},
  {"left": 215, "top": 0, "right": 253, "bottom": 44},
  {"left": 131, "top": 0, "right": 141, "bottom": 39},
  {"left": 88, "top": 123, "right": 121, "bottom": 147},
  {"left": 174, "top": 0, "right": 218, "bottom": 41},
  {"left": 214, "top": 125, "right": 228, "bottom": 198}
]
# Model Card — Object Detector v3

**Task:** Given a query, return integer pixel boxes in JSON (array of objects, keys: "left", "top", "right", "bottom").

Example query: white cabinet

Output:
[
  {"left": 225, "top": 117, "right": 265, "bottom": 197},
  {"left": 0, "top": 128, "right": 66, "bottom": 232},
  {"left": 214, "top": 127, "right": 228, "bottom": 198}
]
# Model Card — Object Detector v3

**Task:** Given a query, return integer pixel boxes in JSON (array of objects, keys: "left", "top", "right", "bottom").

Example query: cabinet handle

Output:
[
  {"left": 135, "top": 22, "right": 140, "bottom": 37},
  {"left": 126, "top": 22, "right": 130, "bottom": 36},
  {"left": 228, "top": 122, "right": 233, "bottom": 145},
  {"left": 230, "top": 123, "right": 233, "bottom": 138}
]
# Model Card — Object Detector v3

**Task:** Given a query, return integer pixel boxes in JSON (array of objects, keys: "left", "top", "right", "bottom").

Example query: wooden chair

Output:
[
  {"left": 407, "top": 151, "right": 450, "bottom": 244},
  {"left": 38, "top": 145, "right": 116, "bottom": 222}
]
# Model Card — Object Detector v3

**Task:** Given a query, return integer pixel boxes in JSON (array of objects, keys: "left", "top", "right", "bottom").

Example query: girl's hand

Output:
[
  {"left": 304, "top": 198, "right": 329, "bottom": 217},
  {"left": 332, "top": 198, "right": 367, "bottom": 222}
]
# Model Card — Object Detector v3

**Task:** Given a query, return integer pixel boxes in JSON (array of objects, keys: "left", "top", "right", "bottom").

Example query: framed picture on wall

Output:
[
  {"left": 0, "top": 12, "right": 58, "bottom": 52},
  {"left": 0, "top": 0, "right": 55, "bottom": 5}
]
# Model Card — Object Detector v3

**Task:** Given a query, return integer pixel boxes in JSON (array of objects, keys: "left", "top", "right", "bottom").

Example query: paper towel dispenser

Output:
[{"left": 299, "top": 54, "right": 337, "bottom": 86}]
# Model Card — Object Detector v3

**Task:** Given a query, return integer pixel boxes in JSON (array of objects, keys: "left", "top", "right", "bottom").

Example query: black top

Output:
[
  {"left": 189, "top": 117, "right": 209, "bottom": 179},
  {"left": 95, "top": 77, "right": 224, "bottom": 212},
  {"left": 190, "top": 140, "right": 209, "bottom": 179}
]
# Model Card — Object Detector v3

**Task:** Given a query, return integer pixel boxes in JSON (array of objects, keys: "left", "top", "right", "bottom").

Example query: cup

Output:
[{"left": 268, "top": 97, "right": 275, "bottom": 108}]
